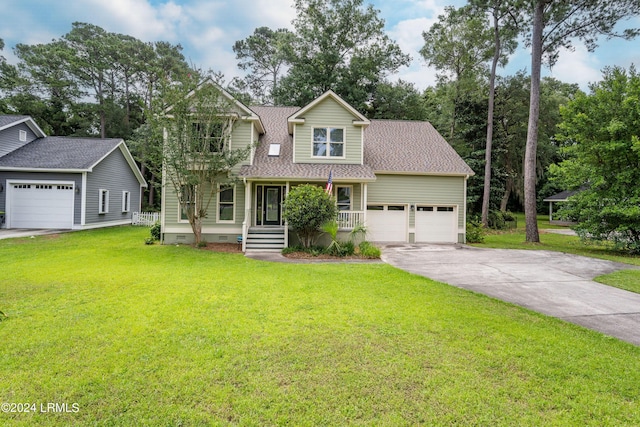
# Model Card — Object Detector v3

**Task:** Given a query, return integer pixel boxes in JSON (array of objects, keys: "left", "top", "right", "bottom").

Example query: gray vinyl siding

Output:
[
  {"left": 85, "top": 148, "right": 142, "bottom": 225},
  {"left": 367, "top": 174, "right": 466, "bottom": 239},
  {"left": 0, "top": 171, "right": 82, "bottom": 225},
  {"left": 293, "top": 97, "right": 363, "bottom": 165},
  {"left": 0, "top": 123, "right": 40, "bottom": 158}
]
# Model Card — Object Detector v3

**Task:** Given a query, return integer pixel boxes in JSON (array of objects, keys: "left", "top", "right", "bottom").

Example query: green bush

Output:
[
  {"left": 341, "top": 241, "right": 355, "bottom": 256},
  {"left": 282, "top": 184, "right": 337, "bottom": 248},
  {"left": 488, "top": 210, "right": 506, "bottom": 230},
  {"left": 466, "top": 219, "right": 486, "bottom": 243},
  {"left": 358, "top": 241, "right": 381, "bottom": 258},
  {"left": 150, "top": 221, "right": 161, "bottom": 241}
]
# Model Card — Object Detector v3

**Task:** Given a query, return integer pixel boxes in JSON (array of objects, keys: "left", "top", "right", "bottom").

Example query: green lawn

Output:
[
  {"left": 1, "top": 227, "right": 639, "bottom": 426},
  {"left": 475, "top": 214, "right": 640, "bottom": 293}
]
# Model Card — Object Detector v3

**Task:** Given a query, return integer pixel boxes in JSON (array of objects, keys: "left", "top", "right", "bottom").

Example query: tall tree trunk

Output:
[
  {"left": 481, "top": 13, "right": 501, "bottom": 227},
  {"left": 524, "top": 0, "right": 544, "bottom": 243},
  {"left": 500, "top": 179, "right": 511, "bottom": 212}
]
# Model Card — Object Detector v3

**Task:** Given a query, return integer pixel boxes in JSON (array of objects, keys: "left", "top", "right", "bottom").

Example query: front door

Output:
[{"left": 264, "top": 186, "right": 281, "bottom": 225}]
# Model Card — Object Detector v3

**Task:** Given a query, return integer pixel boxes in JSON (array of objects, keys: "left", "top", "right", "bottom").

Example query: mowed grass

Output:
[
  {"left": 1, "top": 227, "right": 639, "bottom": 426},
  {"left": 476, "top": 214, "right": 640, "bottom": 293}
]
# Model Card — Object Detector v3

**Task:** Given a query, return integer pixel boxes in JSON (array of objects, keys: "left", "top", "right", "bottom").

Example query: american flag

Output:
[{"left": 325, "top": 170, "right": 333, "bottom": 194}]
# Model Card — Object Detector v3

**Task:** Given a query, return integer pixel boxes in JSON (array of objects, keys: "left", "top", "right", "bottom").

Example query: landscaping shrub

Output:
[
  {"left": 341, "top": 241, "right": 355, "bottom": 256},
  {"left": 358, "top": 241, "right": 381, "bottom": 258},
  {"left": 282, "top": 184, "right": 337, "bottom": 248},
  {"left": 150, "top": 221, "right": 161, "bottom": 241},
  {"left": 466, "top": 219, "right": 486, "bottom": 243}
]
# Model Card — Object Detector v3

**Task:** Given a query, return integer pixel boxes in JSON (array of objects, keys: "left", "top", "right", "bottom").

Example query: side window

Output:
[
  {"left": 99, "top": 189, "right": 109, "bottom": 214},
  {"left": 218, "top": 185, "right": 235, "bottom": 222},
  {"left": 122, "top": 191, "right": 131, "bottom": 213},
  {"left": 179, "top": 185, "right": 194, "bottom": 221}
]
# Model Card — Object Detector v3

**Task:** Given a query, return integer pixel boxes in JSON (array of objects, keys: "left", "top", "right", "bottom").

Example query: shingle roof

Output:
[
  {"left": 240, "top": 106, "right": 474, "bottom": 179},
  {"left": 0, "top": 115, "right": 31, "bottom": 129},
  {"left": 543, "top": 190, "right": 579, "bottom": 202},
  {"left": 0, "top": 136, "right": 123, "bottom": 170},
  {"left": 364, "top": 120, "right": 474, "bottom": 175},
  {"left": 239, "top": 106, "right": 376, "bottom": 181}
]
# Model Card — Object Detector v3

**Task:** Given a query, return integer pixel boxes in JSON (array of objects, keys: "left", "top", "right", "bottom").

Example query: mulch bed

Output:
[
  {"left": 282, "top": 252, "right": 376, "bottom": 260},
  {"left": 198, "top": 243, "right": 378, "bottom": 260},
  {"left": 200, "top": 243, "right": 242, "bottom": 253}
]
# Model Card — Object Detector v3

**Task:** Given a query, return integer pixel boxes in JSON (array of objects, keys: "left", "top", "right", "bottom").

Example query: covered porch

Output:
[{"left": 241, "top": 180, "right": 369, "bottom": 252}]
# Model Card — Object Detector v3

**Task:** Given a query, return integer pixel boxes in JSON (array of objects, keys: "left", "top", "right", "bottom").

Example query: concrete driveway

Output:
[
  {"left": 0, "top": 228, "right": 70, "bottom": 240},
  {"left": 381, "top": 244, "right": 640, "bottom": 346}
]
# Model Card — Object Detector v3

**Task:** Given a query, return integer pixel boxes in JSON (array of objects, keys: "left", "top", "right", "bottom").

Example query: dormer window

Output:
[{"left": 313, "top": 127, "right": 344, "bottom": 157}]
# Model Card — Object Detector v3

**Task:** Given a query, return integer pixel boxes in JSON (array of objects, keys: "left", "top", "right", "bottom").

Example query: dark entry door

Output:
[{"left": 264, "top": 186, "right": 281, "bottom": 225}]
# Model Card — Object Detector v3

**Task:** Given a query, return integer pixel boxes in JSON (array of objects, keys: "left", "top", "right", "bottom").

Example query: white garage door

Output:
[
  {"left": 8, "top": 183, "right": 74, "bottom": 229},
  {"left": 366, "top": 205, "right": 408, "bottom": 242},
  {"left": 415, "top": 206, "right": 457, "bottom": 243}
]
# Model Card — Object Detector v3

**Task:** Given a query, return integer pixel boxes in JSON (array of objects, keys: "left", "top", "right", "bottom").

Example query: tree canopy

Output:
[
  {"left": 551, "top": 66, "right": 640, "bottom": 252},
  {"left": 272, "top": 0, "right": 410, "bottom": 111}
]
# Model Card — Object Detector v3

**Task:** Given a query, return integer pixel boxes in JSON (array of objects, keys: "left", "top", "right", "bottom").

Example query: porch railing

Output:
[{"left": 337, "top": 210, "right": 365, "bottom": 229}]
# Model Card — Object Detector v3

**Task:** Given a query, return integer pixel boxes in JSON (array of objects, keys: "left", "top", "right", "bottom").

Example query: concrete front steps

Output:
[{"left": 245, "top": 227, "right": 285, "bottom": 252}]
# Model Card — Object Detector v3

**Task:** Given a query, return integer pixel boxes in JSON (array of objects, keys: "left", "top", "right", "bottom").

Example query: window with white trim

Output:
[
  {"left": 122, "top": 191, "right": 131, "bottom": 213},
  {"left": 336, "top": 186, "right": 352, "bottom": 211},
  {"left": 19, "top": 130, "right": 27, "bottom": 142},
  {"left": 217, "top": 185, "right": 235, "bottom": 222},
  {"left": 179, "top": 185, "right": 195, "bottom": 221},
  {"left": 99, "top": 189, "right": 109, "bottom": 214},
  {"left": 313, "top": 127, "right": 344, "bottom": 157},
  {"left": 192, "top": 121, "right": 225, "bottom": 153}
]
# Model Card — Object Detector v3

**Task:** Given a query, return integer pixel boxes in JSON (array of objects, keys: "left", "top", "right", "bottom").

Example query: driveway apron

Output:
[{"left": 382, "top": 244, "right": 640, "bottom": 346}]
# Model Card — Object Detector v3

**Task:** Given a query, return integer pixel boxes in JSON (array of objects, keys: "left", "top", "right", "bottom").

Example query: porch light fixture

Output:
[{"left": 75, "top": 185, "right": 81, "bottom": 194}]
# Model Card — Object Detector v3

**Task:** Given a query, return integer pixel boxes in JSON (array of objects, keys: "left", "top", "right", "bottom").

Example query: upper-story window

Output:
[
  {"left": 313, "top": 127, "right": 344, "bottom": 158},
  {"left": 192, "top": 122, "right": 225, "bottom": 153},
  {"left": 19, "top": 130, "right": 27, "bottom": 142}
]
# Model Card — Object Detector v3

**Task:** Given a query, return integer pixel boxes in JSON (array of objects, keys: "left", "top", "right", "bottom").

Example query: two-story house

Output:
[
  {"left": 161, "top": 88, "right": 474, "bottom": 251},
  {"left": 0, "top": 115, "right": 146, "bottom": 230}
]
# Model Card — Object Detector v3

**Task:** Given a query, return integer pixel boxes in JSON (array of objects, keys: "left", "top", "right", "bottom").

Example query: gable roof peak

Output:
[
  {"left": 0, "top": 115, "right": 47, "bottom": 137},
  {"left": 287, "top": 90, "right": 370, "bottom": 134}
]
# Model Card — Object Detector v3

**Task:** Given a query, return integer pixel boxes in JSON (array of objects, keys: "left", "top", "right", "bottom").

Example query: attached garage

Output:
[
  {"left": 7, "top": 181, "right": 74, "bottom": 229},
  {"left": 366, "top": 204, "right": 408, "bottom": 242},
  {"left": 415, "top": 205, "right": 457, "bottom": 243}
]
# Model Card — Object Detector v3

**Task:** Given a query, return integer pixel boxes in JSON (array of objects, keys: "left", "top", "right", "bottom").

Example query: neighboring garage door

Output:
[
  {"left": 8, "top": 183, "right": 74, "bottom": 229},
  {"left": 415, "top": 206, "right": 457, "bottom": 243},
  {"left": 366, "top": 205, "right": 408, "bottom": 242}
]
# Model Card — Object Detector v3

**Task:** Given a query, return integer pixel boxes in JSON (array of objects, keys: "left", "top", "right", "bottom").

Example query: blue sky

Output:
[{"left": 2, "top": 0, "right": 639, "bottom": 91}]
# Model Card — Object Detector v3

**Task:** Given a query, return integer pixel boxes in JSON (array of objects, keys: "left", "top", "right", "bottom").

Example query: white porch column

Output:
[
  {"left": 284, "top": 181, "right": 290, "bottom": 248},
  {"left": 242, "top": 180, "right": 251, "bottom": 252},
  {"left": 362, "top": 183, "right": 368, "bottom": 226}
]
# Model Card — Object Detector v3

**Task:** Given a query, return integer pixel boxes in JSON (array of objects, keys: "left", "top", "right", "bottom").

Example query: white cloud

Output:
[
  {"left": 387, "top": 17, "right": 440, "bottom": 89},
  {"left": 84, "top": 0, "right": 174, "bottom": 40},
  {"left": 545, "top": 45, "right": 602, "bottom": 90}
]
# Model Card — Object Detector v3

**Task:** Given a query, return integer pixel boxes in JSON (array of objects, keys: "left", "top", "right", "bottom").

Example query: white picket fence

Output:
[{"left": 132, "top": 212, "right": 159, "bottom": 226}]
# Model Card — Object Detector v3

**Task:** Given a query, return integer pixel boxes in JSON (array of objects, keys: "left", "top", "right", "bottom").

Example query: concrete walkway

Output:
[
  {"left": 381, "top": 244, "right": 640, "bottom": 346},
  {"left": 0, "top": 228, "right": 71, "bottom": 240}
]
